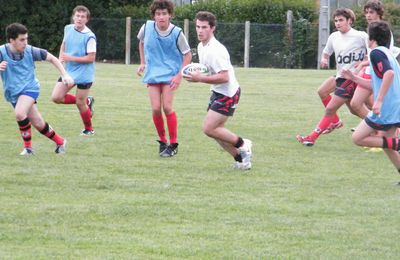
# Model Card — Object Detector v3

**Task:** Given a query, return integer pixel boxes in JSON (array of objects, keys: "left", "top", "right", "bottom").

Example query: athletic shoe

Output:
[
  {"left": 233, "top": 161, "right": 252, "bottom": 170},
  {"left": 55, "top": 139, "right": 67, "bottom": 154},
  {"left": 157, "top": 140, "right": 168, "bottom": 154},
  {"left": 322, "top": 120, "right": 344, "bottom": 134},
  {"left": 80, "top": 129, "right": 95, "bottom": 136},
  {"left": 296, "top": 135, "right": 315, "bottom": 146},
  {"left": 160, "top": 143, "right": 179, "bottom": 157},
  {"left": 20, "top": 147, "right": 34, "bottom": 156},
  {"left": 87, "top": 96, "right": 95, "bottom": 118},
  {"left": 351, "top": 127, "right": 356, "bottom": 132},
  {"left": 239, "top": 138, "right": 252, "bottom": 165}
]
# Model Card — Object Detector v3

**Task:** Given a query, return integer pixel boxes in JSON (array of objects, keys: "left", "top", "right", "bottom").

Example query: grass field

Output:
[{"left": 0, "top": 63, "right": 399, "bottom": 259}]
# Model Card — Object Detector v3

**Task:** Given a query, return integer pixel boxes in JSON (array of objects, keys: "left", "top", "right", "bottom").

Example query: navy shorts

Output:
[
  {"left": 365, "top": 117, "right": 400, "bottom": 131},
  {"left": 58, "top": 77, "right": 92, "bottom": 89},
  {"left": 208, "top": 88, "right": 241, "bottom": 116},
  {"left": 11, "top": 91, "right": 39, "bottom": 108},
  {"left": 335, "top": 78, "right": 357, "bottom": 99}
]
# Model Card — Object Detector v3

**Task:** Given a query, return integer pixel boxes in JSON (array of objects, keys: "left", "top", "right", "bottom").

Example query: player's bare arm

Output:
[
  {"left": 46, "top": 52, "right": 74, "bottom": 86},
  {"left": 60, "top": 52, "right": 95, "bottom": 64},
  {"left": 187, "top": 70, "right": 229, "bottom": 84}
]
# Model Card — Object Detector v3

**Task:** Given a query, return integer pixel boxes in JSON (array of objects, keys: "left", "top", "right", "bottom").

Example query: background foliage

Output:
[{"left": 1, "top": 0, "right": 400, "bottom": 68}]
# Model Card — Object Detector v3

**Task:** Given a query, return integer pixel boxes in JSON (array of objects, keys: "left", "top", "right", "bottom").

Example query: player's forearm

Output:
[
  {"left": 200, "top": 72, "right": 229, "bottom": 84},
  {"left": 180, "top": 52, "right": 192, "bottom": 72},
  {"left": 138, "top": 42, "right": 145, "bottom": 65},
  {"left": 376, "top": 70, "right": 394, "bottom": 102},
  {"left": 46, "top": 52, "right": 68, "bottom": 77},
  {"left": 70, "top": 53, "right": 96, "bottom": 63}
]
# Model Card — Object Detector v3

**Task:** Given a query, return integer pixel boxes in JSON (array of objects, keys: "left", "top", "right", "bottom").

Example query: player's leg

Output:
[
  {"left": 203, "top": 110, "right": 252, "bottom": 169},
  {"left": 159, "top": 85, "right": 179, "bottom": 157},
  {"left": 148, "top": 86, "right": 168, "bottom": 154},
  {"left": 76, "top": 85, "right": 94, "bottom": 136},
  {"left": 14, "top": 95, "right": 35, "bottom": 154},
  {"left": 317, "top": 76, "right": 336, "bottom": 105},
  {"left": 51, "top": 79, "right": 76, "bottom": 104},
  {"left": 381, "top": 127, "right": 400, "bottom": 171},
  {"left": 350, "top": 86, "right": 371, "bottom": 119},
  {"left": 28, "top": 104, "right": 66, "bottom": 154},
  {"left": 352, "top": 120, "right": 381, "bottom": 147},
  {"left": 297, "top": 94, "right": 346, "bottom": 146}
]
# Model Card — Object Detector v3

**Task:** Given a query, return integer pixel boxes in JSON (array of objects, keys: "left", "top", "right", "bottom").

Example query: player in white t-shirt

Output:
[
  {"left": 297, "top": 8, "right": 368, "bottom": 146},
  {"left": 184, "top": 11, "right": 252, "bottom": 170}
]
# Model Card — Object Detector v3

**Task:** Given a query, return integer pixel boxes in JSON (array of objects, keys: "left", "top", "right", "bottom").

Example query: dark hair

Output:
[
  {"left": 72, "top": 5, "right": 91, "bottom": 20},
  {"left": 333, "top": 8, "right": 355, "bottom": 24},
  {"left": 364, "top": 0, "right": 384, "bottom": 19},
  {"left": 195, "top": 11, "right": 217, "bottom": 28},
  {"left": 6, "top": 23, "right": 28, "bottom": 41},
  {"left": 150, "top": 0, "right": 174, "bottom": 17},
  {"left": 368, "top": 21, "right": 391, "bottom": 47}
]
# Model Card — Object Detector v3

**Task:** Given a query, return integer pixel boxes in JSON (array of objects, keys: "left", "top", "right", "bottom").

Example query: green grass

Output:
[{"left": 0, "top": 63, "right": 399, "bottom": 259}]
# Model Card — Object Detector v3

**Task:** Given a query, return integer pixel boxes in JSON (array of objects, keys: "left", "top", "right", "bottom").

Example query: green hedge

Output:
[{"left": 2, "top": 0, "right": 400, "bottom": 68}]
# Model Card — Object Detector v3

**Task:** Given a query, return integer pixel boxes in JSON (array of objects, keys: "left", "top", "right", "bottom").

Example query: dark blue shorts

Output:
[
  {"left": 208, "top": 88, "right": 241, "bottom": 116},
  {"left": 335, "top": 78, "right": 357, "bottom": 99},
  {"left": 11, "top": 91, "right": 39, "bottom": 108},
  {"left": 365, "top": 117, "right": 400, "bottom": 131}
]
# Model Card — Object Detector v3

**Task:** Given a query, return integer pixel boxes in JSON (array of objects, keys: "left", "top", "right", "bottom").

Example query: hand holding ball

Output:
[{"left": 182, "top": 63, "right": 209, "bottom": 79}]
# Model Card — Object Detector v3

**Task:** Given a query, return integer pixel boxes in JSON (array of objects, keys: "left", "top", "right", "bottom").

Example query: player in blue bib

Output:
[
  {"left": 342, "top": 21, "right": 400, "bottom": 181},
  {"left": 51, "top": 5, "right": 96, "bottom": 136},
  {"left": 137, "top": 0, "right": 192, "bottom": 157},
  {"left": 0, "top": 23, "right": 73, "bottom": 155}
]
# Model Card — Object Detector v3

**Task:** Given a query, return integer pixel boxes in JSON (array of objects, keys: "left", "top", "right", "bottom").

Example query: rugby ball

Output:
[{"left": 182, "top": 63, "right": 209, "bottom": 77}]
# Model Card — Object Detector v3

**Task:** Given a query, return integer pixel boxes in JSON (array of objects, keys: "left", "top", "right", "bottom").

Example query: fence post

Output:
[
  {"left": 244, "top": 21, "right": 250, "bottom": 68},
  {"left": 184, "top": 19, "right": 189, "bottom": 46},
  {"left": 318, "top": 0, "right": 330, "bottom": 69},
  {"left": 286, "top": 10, "right": 294, "bottom": 68},
  {"left": 125, "top": 17, "right": 131, "bottom": 65}
]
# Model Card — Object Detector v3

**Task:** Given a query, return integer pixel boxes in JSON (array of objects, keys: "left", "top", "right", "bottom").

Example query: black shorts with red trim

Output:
[
  {"left": 208, "top": 88, "right": 241, "bottom": 116},
  {"left": 334, "top": 78, "right": 357, "bottom": 99},
  {"left": 365, "top": 117, "right": 400, "bottom": 131},
  {"left": 58, "top": 77, "right": 93, "bottom": 89}
]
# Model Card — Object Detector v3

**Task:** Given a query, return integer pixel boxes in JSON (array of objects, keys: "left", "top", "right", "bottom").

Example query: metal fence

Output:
[
  {"left": 89, "top": 18, "right": 317, "bottom": 68},
  {"left": 89, "top": 17, "right": 400, "bottom": 69}
]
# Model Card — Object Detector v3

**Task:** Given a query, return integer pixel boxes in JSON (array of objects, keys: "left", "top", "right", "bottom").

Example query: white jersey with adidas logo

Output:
[{"left": 323, "top": 28, "right": 368, "bottom": 78}]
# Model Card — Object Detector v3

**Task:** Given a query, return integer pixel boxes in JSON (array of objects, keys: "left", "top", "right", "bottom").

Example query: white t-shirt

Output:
[
  {"left": 197, "top": 36, "right": 239, "bottom": 97},
  {"left": 323, "top": 28, "right": 368, "bottom": 78},
  {"left": 137, "top": 23, "right": 191, "bottom": 55}
]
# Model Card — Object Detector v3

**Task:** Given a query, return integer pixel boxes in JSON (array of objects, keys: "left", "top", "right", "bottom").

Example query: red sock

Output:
[
  {"left": 39, "top": 123, "right": 64, "bottom": 145},
  {"left": 153, "top": 114, "right": 167, "bottom": 143},
  {"left": 309, "top": 115, "right": 334, "bottom": 140},
  {"left": 321, "top": 95, "right": 331, "bottom": 107},
  {"left": 17, "top": 118, "right": 32, "bottom": 148},
  {"left": 321, "top": 96, "right": 339, "bottom": 123},
  {"left": 382, "top": 137, "right": 400, "bottom": 150},
  {"left": 64, "top": 93, "right": 76, "bottom": 104},
  {"left": 166, "top": 112, "right": 178, "bottom": 144},
  {"left": 80, "top": 108, "right": 93, "bottom": 131}
]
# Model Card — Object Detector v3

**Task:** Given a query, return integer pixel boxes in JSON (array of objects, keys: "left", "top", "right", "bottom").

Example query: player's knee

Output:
[
  {"left": 152, "top": 108, "right": 162, "bottom": 116},
  {"left": 51, "top": 95, "right": 63, "bottom": 104},
  {"left": 202, "top": 124, "right": 213, "bottom": 137},
  {"left": 350, "top": 99, "right": 362, "bottom": 112},
  {"left": 15, "top": 111, "right": 27, "bottom": 121},
  {"left": 162, "top": 105, "right": 173, "bottom": 115},
  {"left": 351, "top": 133, "right": 363, "bottom": 146}
]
